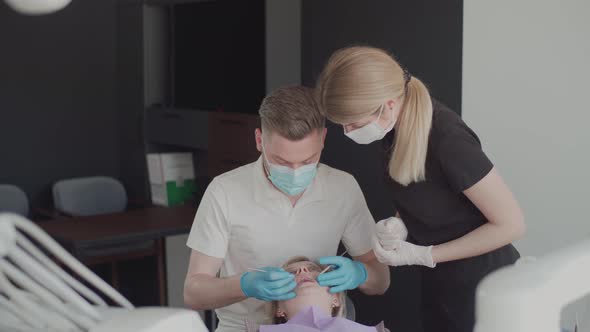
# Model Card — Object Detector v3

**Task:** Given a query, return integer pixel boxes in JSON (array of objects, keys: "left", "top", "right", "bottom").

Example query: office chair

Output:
[
  {"left": 52, "top": 176, "right": 166, "bottom": 305},
  {"left": 0, "top": 184, "right": 29, "bottom": 217}
]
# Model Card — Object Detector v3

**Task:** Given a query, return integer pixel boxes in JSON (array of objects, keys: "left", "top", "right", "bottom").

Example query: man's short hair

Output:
[{"left": 258, "top": 86, "right": 325, "bottom": 140}]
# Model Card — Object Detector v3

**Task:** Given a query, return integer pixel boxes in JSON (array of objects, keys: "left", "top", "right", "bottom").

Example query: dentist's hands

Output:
[
  {"left": 373, "top": 217, "right": 436, "bottom": 268},
  {"left": 240, "top": 267, "right": 297, "bottom": 301},
  {"left": 317, "top": 256, "right": 367, "bottom": 293}
]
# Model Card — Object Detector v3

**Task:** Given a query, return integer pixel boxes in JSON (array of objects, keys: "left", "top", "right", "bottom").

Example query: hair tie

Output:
[{"left": 403, "top": 69, "right": 412, "bottom": 86}]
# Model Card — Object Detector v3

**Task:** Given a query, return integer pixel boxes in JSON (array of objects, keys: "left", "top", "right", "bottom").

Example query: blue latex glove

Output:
[
  {"left": 240, "top": 267, "right": 297, "bottom": 301},
  {"left": 316, "top": 256, "right": 367, "bottom": 293}
]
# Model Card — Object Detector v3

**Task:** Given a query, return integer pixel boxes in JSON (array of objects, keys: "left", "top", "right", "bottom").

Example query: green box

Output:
[{"left": 147, "top": 153, "right": 196, "bottom": 206}]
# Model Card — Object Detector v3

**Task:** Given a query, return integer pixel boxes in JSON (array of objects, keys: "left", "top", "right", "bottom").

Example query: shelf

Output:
[{"left": 145, "top": 107, "right": 209, "bottom": 150}]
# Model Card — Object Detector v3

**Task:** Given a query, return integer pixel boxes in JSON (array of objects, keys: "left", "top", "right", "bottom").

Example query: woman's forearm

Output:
[
  {"left": 431, "top": 220, "right": 525, "bottom": 264},
  {"left": 432, "top": 167, "right": 526, "bottom": 264}
]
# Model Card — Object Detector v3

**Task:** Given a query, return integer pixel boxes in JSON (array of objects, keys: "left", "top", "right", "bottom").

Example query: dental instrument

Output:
[{"left": 317, "top": 249, "right": 349, "bottom": 276}]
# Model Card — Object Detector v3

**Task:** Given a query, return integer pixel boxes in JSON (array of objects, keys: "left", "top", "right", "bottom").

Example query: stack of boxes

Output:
[{"left": 147, "top": 153, "right": 196, "bottom": 207}]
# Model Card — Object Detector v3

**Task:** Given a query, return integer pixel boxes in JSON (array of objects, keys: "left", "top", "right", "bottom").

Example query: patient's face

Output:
[{"left": 277, "top": 260, "right": 340, "bottom": 319}]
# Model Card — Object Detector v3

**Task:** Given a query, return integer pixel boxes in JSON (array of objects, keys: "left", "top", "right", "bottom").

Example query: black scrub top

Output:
[{"left": 385, "top": 100, "right": 494, "bottom": 246}]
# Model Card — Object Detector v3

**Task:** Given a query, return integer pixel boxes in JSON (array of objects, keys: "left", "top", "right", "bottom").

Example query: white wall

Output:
[
  {"left": 266, "top": 0, "right": 301, "bottom": 91},
  {"left": 463, "top": 0, "right": 590, "bottom": 257},
  {"left": 143, "top": 5, "right": 168, "bottom": 107}
]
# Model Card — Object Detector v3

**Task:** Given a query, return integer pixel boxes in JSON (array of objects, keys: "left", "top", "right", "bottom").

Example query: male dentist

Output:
[{"left": 184, "top": 86, "right": 389, "bottom": 331}]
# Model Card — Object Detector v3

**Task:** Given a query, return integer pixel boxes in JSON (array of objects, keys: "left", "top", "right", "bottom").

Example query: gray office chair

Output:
[
  {"left": 0, "top": 184, "right": 29, "bottom": 217},
  {"left": 51, "top": 176, "right": 166, "bottom": 304},
  {"left": 345, "top": 295, "right": 356, "bottom": 321},
  {"left": 53, "top": 176, "right": 127, "bottom": 217}
]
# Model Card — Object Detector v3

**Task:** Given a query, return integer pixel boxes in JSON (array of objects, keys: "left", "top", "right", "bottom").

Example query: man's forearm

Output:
[
  {"left": 359, "top": 260, "right": 390, "bottom": 295},
  {"left": 184, "top": 273, "right": 246, "bottom": 310}
]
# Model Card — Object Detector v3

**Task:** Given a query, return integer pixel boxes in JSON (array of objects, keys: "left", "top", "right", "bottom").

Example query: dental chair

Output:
[
  {"left": 345, "top": 295, "right": 356, "bottom": 321},
  {"left": 0, "top": 212, "right": 207, "bottom": 332},
  {"left": 475, "top": 239, "right": 590, "bottom": 332}
]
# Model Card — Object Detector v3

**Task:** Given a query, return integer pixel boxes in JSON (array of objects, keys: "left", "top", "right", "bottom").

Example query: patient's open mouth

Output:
[{"left": 298, "top": 276, "right": 316, "bottom": 285}]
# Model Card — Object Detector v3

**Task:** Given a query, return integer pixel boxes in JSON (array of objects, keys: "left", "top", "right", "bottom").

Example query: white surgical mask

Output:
[{"left": 344, "top": 106, "right": 395, "bottom": 144}]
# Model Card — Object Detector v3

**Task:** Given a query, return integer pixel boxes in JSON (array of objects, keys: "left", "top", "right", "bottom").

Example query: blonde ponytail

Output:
[
  {"left": 389, "top": 77, "right": 432, "bottom": 185},
  {"left": 316, "top": 46, "right": 433, "bottom": 186}
]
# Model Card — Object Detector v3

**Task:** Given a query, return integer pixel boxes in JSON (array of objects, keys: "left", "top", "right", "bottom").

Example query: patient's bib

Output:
[{"left": 259, "top": 306, "right": 378, "bottom": 332}]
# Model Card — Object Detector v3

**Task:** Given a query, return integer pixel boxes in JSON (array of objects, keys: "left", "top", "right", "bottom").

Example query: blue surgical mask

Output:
[{"left": 262, "top": 141, "right": 318, "bottom": 196}]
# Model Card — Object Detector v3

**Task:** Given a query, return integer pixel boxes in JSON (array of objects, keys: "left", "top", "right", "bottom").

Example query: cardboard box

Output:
[{"left": 147, "top": 153, "right": 196, "bottom": 206}]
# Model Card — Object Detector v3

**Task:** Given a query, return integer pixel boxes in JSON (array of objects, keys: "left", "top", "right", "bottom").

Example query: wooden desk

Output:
[
  {"left": 39, "top": 205, "right": 197, "bottom": 306},
  {"left": 40, "top": 205, "right": 196, "bottom": 252}
]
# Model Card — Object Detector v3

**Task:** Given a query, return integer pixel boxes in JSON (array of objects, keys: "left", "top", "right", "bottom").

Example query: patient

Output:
[{"left": 246, "top": 256, "right": 389, "bottom": 332}]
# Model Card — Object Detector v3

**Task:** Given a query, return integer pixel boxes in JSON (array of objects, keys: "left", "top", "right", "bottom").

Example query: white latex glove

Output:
[
  {"left": 372, "top": 237, "right": 436, "bottom": 268},
  {"left": 375, "top": 217, "right": 408, "bottom": 250}
]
